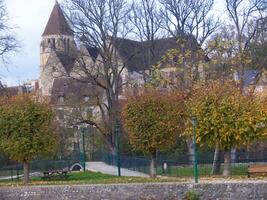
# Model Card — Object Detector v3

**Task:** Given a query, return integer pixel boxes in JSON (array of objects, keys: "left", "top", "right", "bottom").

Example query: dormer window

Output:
[{"left": 84, "top": 96, "right": 90, "bottom": 102}]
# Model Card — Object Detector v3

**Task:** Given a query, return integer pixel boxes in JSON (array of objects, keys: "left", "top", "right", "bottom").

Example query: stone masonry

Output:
[{"left": 1, "top": 182, "right": 267, "bottom": 200}]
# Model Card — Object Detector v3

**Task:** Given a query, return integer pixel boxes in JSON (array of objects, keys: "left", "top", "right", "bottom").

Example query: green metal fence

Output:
[
  {"left": 2, "top": 150, "right": 267, "bottom": 182},
  {"left": 95, "top": 150, "right": 267, "bottom": 177},
  {"left": 0, "top": 158, "right": 82, "bottom": 181}
]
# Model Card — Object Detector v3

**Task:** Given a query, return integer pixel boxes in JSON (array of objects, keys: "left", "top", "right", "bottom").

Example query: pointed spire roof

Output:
[{"left": 42, "top": 1, "right": 74, "bottom": 36}]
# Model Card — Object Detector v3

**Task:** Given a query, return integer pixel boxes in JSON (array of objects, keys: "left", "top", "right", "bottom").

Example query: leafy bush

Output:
[{"left": 184, "top": 191, "right": 200, "bottom": 200}]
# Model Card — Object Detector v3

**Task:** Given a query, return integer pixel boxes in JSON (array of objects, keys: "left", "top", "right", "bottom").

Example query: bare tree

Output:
[
  {"left": 129, "top": 0, "right": 163, "bottom": 42},
  {"left": 128, "top": 0, "right": 165, "bottom": 82},
  {"left": 0, "top": 0, "right": 18, "bottom": 63},
  {"left": 160, "top": 0, "right": 219, "bottom": 45},
  {"left": 63, "top": 0, "right": 130, "bottom": 153},
  {"left": 225, "top": 0, "right": 266, "bottom": 92}
]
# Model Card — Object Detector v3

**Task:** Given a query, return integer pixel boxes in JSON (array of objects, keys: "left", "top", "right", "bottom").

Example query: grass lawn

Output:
[
  {"left": 0, "top": 171, "right": 186, "bottom": 186},
  {"left": 0, "top": 164, "right": 250, "bottom": 186},
  {"left": 0, "top": 167, "right": 262, "bottom": 187},
  {"left": 157, "top": 164, "right": 248, "bottom": 177}
]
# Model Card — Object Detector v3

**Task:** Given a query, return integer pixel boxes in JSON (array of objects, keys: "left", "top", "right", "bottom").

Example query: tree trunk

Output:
[
  {"left": 187, "top": 139, "right": 194, "bottom": 165},
  {"left": 223, "top": 149, "right": 231, "bottom": 176},
  {"left": 211, "top": 143, "right": 221, "bottom": 175},
  {"left": 23, "top": 160, "right": 30, "bottom": 185},
  {"left": 231, "top": 148, "right": 236, "bottom": 163},
  {"left": 150, "top": 152, "right": 157, "bottom": 178},
  {"left": 105, "top": 133, "right": 116, "bottom": 155}
]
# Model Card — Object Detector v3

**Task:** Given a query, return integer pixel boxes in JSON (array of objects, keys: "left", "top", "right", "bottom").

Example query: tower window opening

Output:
[
  {"left": 64, "top": 38, "right": 66, "bottom": 50},
  {"left": 52, "top": 38, "right": 56, "bottom": 48},
  {"left": 67, "top": 39, "right": 70, "bottom": 50}
]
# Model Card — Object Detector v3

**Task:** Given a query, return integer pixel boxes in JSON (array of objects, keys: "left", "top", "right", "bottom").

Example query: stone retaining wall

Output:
[{"left": 1, "top": 182, "right": 267, "bottom": 200}]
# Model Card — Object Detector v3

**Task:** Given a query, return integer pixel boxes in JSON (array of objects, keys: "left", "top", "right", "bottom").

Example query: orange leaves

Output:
[
  {"left": 122, "top": 90, "right": 185, "bottom": 155},
  {"left": 186, "top": 81, "right": 267, "bottom": 150}
]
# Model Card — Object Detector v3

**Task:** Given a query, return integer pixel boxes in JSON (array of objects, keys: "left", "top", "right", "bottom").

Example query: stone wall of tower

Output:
[
  {"left": 39, "top": 50, "right": 61, "bottom": 96},
  {"left": 40, "top": 36, "right": 52, "bottom": 96},
  {"left": 39, "top": 34, "right": 76, "bottom": 96}
]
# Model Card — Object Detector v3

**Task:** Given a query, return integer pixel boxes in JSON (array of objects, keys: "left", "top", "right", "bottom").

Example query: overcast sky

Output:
[{"left": 0, "top": 0, "right": 225, "bottom": 86}]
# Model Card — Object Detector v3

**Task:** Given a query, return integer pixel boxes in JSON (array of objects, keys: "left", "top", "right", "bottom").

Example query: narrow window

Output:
[
  {"left": 64, "top": 38, "right": 66, "bottom": 50},
  {"left": 52, "top": 38, "right": 56, "bottom": 48},
  {"left": 67, "top": 39, "right": 70, "bottom": 50},
  {"left": 58, "top": 96, "right": 64, "bottom": 104}
]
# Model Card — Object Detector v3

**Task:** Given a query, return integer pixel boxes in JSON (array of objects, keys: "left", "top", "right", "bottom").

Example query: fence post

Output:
[
  {"left": 11, "top": 168, "right": 13, "bottom": 182},
  {"left": 16, "top": 167, "right": 19, "bottom": 181},
  {"left": 81, "top": 128, "right": 86, "bottom": 171},
  {"left": 115, "top": 119, "right": 121, "bottom": 177},
  {"left": 192, "top": 116, "right": 198, "bottom": 184}
]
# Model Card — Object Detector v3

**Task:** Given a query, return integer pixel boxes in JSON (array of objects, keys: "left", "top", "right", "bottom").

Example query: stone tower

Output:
[{"left": 40, "top": 1, "right": 76, "bottom": 96}]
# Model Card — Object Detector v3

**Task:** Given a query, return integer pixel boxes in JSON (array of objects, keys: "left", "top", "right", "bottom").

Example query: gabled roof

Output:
[
  {"left": 56, "top": 51, "right": 77, "bottom": 73},
  {"left": 51, "top": 78, "right": 102, "bottom": 105},
  {"left": 85, "top": 46, "right": 99, "bottom": 62},
  {"left": 112, "top": 37, "right": 186, "bottom": 71},
  {"left": 42, "top": 1, "right": 74, "bottom": 36},
  {"left": 0, "top": 86, "right": 28, "bottom": 97}
]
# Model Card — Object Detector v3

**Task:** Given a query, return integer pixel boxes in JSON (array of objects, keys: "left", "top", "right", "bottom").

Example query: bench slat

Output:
[
  {"left": 248, "top": 165, "right": 267, "bottom": 177},
  {"left": 248, "top": 168, "right": 267, "bottom": 173}
]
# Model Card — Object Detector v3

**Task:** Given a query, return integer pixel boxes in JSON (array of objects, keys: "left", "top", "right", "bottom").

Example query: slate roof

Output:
[
  {"left": 243, "top": 70, "right": 259, "bottom": 86},
  {"left": 56, "top": 52, "right": 77, "bottom": 73},
  {"left": 111, "top": 37, "right": 200, "bottom": 72},
  {"left": 85, "top": 46, "right": 99, "bottom": 62},
  {"left": 51, "top": 78, "right": 102, "bottom": 105},
  {"left": 42, "top": 1, "right": 73, "bottom": 36},
  {"left": 52, "top": 37, "right": 189, "bottom": 74},
  {"left": 0, "top": 86, "right": 28, "bottom": 97},
  {"left": 238, "top": 70, "right": 267, "bottom": 87}
]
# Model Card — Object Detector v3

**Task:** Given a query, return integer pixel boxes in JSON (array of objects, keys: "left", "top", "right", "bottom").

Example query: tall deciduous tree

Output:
[
  {"left": 225, "top": 0, "right": 266, "bottom": 91},
  {"left": 0, "top": 0, "right": 18, "bottom": 63},
  {"left": 0, "top": 94, "right": 58, "bottom": 184},
  {"left": 122, "top": 91, "right": 185, "bottom": 177},
  {"left": 63, "top": 0, "right": 130, "bottom": 154},
  {"left": 149, "top": 37, "right": 208, "bottom": 92},
  {"left": 186, "top": 81, "right": 267, "bottom": 176},
  {"left": 129, "top": 0, "right": 162, "bottom": 42},
  {"left": 129, "top": 0, "right": 164, "bottom": 82},
  {"left": 160, "top": 0, "right": 219, "bottom": 45}
]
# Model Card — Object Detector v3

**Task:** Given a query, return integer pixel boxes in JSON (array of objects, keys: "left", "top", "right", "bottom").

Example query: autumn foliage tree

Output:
[
  {"left": 186, "top": 81, "right": 267, "bottom": 176},
  {"left": 122, "top": 90, "right": 185, "bottom": 177},
  {"left": 149, "top": 37, "right": 208, "bottom": 92},
  {"left": 0, "top": 94, "right": 58, "bottom": 184}
]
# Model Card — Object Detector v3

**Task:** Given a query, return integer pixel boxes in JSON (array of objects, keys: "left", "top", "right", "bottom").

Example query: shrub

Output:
[{"left": 184, "top": 191, "right": 200, "bottom": 200}]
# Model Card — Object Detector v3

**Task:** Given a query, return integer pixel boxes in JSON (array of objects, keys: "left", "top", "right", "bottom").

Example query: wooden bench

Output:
[
  {"left": 41, "top": 170, "right": 69, "bottom": 180},
  {"left": 248, "top": 164, "right": 267, "bottom": 178}
]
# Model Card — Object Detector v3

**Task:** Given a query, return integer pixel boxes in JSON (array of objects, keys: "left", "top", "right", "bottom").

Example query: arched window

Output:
[
  {"left": 52, "top": 38, "right": 56, "bottom": 48},
  {"left": 63, "top": 38, "right": 66, "bottom": 50},
  {"left": 57, "top": 38, "right": 60, "bottom": 46},
  {"left": 58, "top": 96, "right": 64, "bottom": 104}
]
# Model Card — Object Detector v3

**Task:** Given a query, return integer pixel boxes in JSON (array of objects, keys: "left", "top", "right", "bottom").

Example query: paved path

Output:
[
  {"left": 86, "top": 162, "right": 149, "bottom": 177},
  {"left": 0, "top": 172, "right": 41, "bottom": 181}
]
